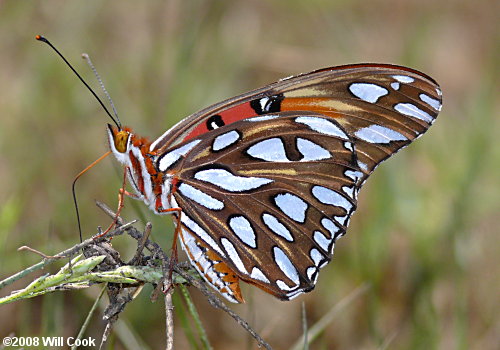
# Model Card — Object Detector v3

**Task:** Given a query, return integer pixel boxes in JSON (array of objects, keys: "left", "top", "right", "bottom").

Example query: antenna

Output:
[
  {"left": 82, "top": 53, "right": 121, "bottom": 126},
  {"left": 35, "top": 35, "right": 121, "bottom": 129}
]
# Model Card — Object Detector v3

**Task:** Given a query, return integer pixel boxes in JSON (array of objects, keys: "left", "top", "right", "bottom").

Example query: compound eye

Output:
[{"left": 114, "top": 131, "right": 129, "bottom": 153}]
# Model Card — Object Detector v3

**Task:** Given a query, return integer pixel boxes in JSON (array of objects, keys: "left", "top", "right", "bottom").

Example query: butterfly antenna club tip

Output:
[{"left": 35, "top": 34, "right": 121, "bottom": 129}]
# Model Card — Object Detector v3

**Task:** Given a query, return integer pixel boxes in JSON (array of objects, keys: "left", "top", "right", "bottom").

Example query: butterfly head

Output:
[{"left": 107, "top": 124, "right": 133, "bottom": 163}]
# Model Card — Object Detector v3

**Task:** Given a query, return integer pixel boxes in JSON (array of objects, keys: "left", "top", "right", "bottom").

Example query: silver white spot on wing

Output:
[
  {"left": 178, "top": 183, "right": 224, "bottom": 210},
  {"left": 313, "top": 230, "right": 331, "bottom": 252},
  {"left": 357, "top": 160, "right": 368, "bottom": 171},
  {"left": 194, "top": 168, "right": 273, "bottom": 192},
  {"left": 306, "top": 266, "right": 318, "bottom": 283},
  {"left": 181, "top": 214, "right": 225, "bottom": 258},
  {"left": 297, "top": 138, "right": 330, "bottom": 161},
  {"left": 274, "top": 193, "right": 308, "bottom": 223},
  {"left": 355, "top": 124, "right": 407, "bottom": 144},
  {"left": 344, "top": 141, "right": 354, "bottom": 152},
  {"left": 345, "top": 170, "right": 363, "bottom": 182},
  {"left": 342, "top": 185, "right": 356, "bottom": 199},
  {"left": 220, "top": 237, "right": 247, "bottom": 274},
  {"left": 392, "top": 75, "right": 415, "bottom": 83},
  {"left": 310, "top": 248, "right": 324, "bottom": 267},
  {"left": 394, "top": 103, "right": 434, "bottom": 123},
  {"left": 273, "top": 246, "right": 300, "bottom": 285},
  {"left": 321, "top": 217, "right": 340, "bottom": 238},
  {"left": 391, "top": 82, "right": 400, "bottom": 90},
  {"left": 259, "top": 97, "right": 270, "bottom": 111},
  {"left": 250, "top": 267, "right": 270, "bottom": 283},
  {"left": 295, "top": 116, "right": 349, "bottom": 140},
  {"left": 276, "top": 280, "right": 295, "bottom": 291},
  {"left": 229, "top": 216, "right": 256, "bottom": 248},
  {"left": 312, "top": 186, "right": 353, "bottom": 212},
  {"left": 247, "top": 138, "right": 289, "bottom": 162},
  {"left": 158, "top": 139, "right": 201, "bottom": 171},
  {"left": 262, "top": 213, "right": 294, "bottom": 242},
  {"left": 334, "top": 215, "right": 348, "bottom": 226},
  {"left": 247, "top": 115, "right": 280, "bottom": 122},
  {"left": 213, "top": 130, "right": 240, "bottom": 151},
  {"left": 209, "top": 121, "right": 220, "bottom": 130},
  {"left": 349, "top": 83, "right": 389, "bottom": 103},
  {"left": 419, "top": 93, "right": 441, "bottom": 111}
]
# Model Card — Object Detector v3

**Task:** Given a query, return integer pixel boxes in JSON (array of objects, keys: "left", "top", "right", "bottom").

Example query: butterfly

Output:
[{"left": 106, "top": 64, "right": 442, "bottom": 303}]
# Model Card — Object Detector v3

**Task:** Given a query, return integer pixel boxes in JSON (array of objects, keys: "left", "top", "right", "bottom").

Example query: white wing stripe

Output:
[
  {"left": 178, "top": 183, "right": 224, "bottom": 210},
  {"left": 273, "top": 246, "right": 300, "bottom": 285},
  {"left": 229, "top": 216, "right": 257, "bottom": 248},
  {"left": 194, "top": 168, "right": 273, "bottom": 192},
  {"left": 349, "top": 83, "right": 388, "bottom": 103},
  {"left": 355, "top": 124, "right": 407, "bottom": 144}
]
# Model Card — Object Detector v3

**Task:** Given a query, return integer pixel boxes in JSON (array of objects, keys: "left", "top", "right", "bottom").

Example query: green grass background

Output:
[{"left": 0, "top": 1, "right": 498, "bottom": 349}]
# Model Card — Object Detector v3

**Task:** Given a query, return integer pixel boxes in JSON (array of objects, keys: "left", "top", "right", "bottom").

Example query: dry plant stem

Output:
[
  {"left": 289, "top": 283, "right": 370, "bottom": 350},
  {"left": 96, "top": 202, "right": 272, "bottom": 349},
  {"left": 163, "top": 258, "right": 175, "bottom": 350},
  {"left": 72, "top": 285, "right": 107, "bottom": 350},
  {"left": 164, "top": 290, "right": 174, "bottom": 350},
  {"left": 0, "top": 221, "right": 135, "bottom": 290},
  {"left": 17, "top": 246, "right": 65, "bottom": 259},
  {"left": 173, "top": 267, "right": 273, "bottom": 350},
  {"left": 301, "top": 302, "right": 308, "bottom": 350},
  {"left": 96, "top": 200, "right": 125, "bottom": 225},
  {"left": 4, "top": 201, "right": 270, "bottom": 350},
  {"left": 129, "top": 222, "right": 152, "bottom": 265}
]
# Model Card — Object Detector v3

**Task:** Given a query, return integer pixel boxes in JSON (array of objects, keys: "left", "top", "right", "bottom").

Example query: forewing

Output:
[{"left": 150, "top": 64, "right": 441, "bottom": 154}]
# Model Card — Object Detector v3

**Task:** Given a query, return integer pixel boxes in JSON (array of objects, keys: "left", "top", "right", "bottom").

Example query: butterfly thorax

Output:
[{"left": 107, "top": 124, "right": 174, "bottom": 214}]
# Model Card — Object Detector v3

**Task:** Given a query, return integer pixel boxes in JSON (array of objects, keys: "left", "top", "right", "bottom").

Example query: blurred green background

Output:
[{"left": 0, "top": 1, "right": 498, "bottom": 349}]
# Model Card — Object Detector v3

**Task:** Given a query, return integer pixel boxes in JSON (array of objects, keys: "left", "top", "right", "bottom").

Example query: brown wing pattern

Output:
[{"left": 158, "top": 65, "right": 441, "bottom": 302}]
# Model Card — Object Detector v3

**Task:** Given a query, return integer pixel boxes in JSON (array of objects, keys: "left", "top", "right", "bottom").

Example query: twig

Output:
[
  {"left": 17, "top": 246, "right": 65, "bottom": 259},
  {"left": 173, "top": 267, "right": 272, "bottom": 350},
  {"left": 163, "top": 257, "right": 175, "bottom": 350},
  {"left": 72, "top": 285, "right": 107, "bottom": 350},
  {"left": 97, "top": 205, "right": 272, "bottom": 350},
  {"left": 301, "top": 302, "right": 308, "bottom": 350},
  {"left": 179, "top": 285, "right": 212, "bottom": 350},
  {"left": 165, "top": 290, "right": 174, "bottom": 350},
  {"left": 129, "top": 222, "right": 152, "bottom": 265},
  {"left": 96, "top": 200, "right": 124, "bottom": 225},
  {"left": 289, "top": 283, "right": 370, "bottom": 350},
  {"left": 0, "top": 221, "right": 136, "bottom": 290},
  {"left": 3, "top": 201, "right": 273, "bottom": 349},
  {"left": 0, "top": 255, "right": 107, "bottom": 304}
]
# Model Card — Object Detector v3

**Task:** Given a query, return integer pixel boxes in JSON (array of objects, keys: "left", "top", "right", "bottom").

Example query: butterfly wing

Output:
[
  {"left": 150, "top": 64, "right": 441, "bottom": 154},
  {"left": 155, "top": 64, "right": 441, "bottom": 302}
]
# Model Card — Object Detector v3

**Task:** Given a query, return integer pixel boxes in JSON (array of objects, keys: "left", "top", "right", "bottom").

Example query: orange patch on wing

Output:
[
  {"left": 180, "top": 230, "right": 244, "bottom": 303},
  {"left": 281, "top": 97, "right": 343, "bottom": 118}
]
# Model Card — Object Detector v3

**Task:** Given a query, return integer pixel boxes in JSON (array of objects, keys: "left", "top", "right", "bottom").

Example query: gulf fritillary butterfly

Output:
[
  {"left": 37, "top": 36, "right": 442, "bottom": 303},
  {"left": 106, "top": 64, "right": 442, "bottom": 303}
]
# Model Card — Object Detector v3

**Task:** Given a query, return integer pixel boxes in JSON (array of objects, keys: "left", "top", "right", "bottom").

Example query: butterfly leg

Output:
[
  {"left": 95, "top": 167, "right": 137, "bottom": 238},
  {"left": 157, "top": 208, "right": 182, "bottom": 262},
  {"left": 156, "top": 207, "right": 182, "bottom": 291}
]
